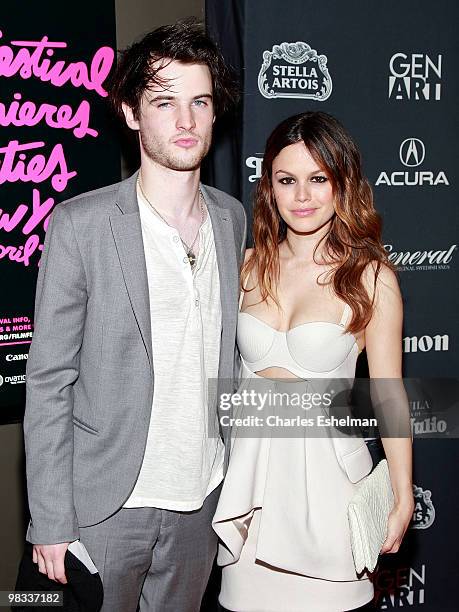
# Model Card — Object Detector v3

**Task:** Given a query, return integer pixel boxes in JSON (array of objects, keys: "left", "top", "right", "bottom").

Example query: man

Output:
[{"left": 24, "top": 18, "right": 246, "bottom": 612}]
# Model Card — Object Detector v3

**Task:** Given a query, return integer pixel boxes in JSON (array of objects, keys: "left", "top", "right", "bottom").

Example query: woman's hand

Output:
[
  {"left": 380, "top": 495, "right": 414, "bottom": 554},
  {"left": 363, "top": 264, "right": 414, "bottom": 557}
]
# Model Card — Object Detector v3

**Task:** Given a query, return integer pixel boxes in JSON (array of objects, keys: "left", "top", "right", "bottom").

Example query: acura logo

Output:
[{"left": 399, "top": 138, "right": 425, "bottom": 167}]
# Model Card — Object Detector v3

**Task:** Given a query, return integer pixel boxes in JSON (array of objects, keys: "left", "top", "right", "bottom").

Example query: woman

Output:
[{"left": 213, "top": 111, "right": 414, "bottom": 611}]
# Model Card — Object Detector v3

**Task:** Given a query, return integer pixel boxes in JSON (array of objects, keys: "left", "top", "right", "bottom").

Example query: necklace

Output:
[{"left": 137, "top": 177, "right": 205, "bottom": 269}]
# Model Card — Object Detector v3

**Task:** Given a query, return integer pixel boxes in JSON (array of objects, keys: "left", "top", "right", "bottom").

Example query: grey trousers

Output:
[{"left": 79, "top": 485, "right": 221, "bottom": 612}]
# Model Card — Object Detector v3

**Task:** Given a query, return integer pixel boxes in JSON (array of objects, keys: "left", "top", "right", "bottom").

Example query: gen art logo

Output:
[
  {"left": 374, "top": 564, "right": 426, "bottom": 607},
  {"left": 258, "top": 41, "right": 332, "bottom": 100},
  {"left": 389, "top": 52, "right": 442, "bottom": 100}
]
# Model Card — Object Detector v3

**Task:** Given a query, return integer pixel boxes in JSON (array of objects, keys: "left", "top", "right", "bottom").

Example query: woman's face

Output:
[{"left": 271, "top": 141, "right": 335, "bottom": 234}]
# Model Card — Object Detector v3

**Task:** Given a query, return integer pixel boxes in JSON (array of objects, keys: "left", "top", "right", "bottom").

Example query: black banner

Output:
[
  {"left": 207, "top": 0, "right": 459, "bottom": 609},
  {"left": 0, "top": 1, "right": 120, "bottom": 423}
]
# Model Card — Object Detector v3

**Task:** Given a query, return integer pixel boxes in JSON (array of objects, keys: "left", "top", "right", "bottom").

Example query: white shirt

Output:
[{"left": 123, "top": 186, "right": 224, "bottom": 511}]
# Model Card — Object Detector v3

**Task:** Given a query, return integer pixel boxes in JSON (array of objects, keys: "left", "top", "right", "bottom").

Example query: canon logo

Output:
[
  {"left": 403, "top": 334, "right": 449, "bottom": 353},
  {"left": 6, "top": 353, "right": 28, "bottom": 361}
]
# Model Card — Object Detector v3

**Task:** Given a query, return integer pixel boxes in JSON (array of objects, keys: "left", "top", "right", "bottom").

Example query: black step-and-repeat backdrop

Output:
[
  {"left": 0, "top": 1, "right": 120, "bottom": 424},
  {"left": 207, "top": 0, "right": 458, "bottom": 610}
]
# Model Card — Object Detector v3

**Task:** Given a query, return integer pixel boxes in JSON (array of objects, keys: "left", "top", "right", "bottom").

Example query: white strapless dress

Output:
[{"left": 212, "top": 305, "right": 375, "bottom": 612}]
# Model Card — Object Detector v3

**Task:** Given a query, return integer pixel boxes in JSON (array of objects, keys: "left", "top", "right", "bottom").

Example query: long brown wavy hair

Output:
[{"left": 243, "top": 111, "right": 394, "bottom": 334}]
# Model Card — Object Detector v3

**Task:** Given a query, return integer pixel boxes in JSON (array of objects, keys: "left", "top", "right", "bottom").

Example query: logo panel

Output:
[
  {"left": 385, "top": 243, "right": 456, "bottom": 272},
  {"left": 375, "top": 138, "right": 449, "bottom": 187},
  {"left": 246, "top": 154, "right": 263, "bottom": 182},
  {"left": 399, "top": 138, "right": 425, "bottom": 167},
  {"left": 411, "top": 485, "right": 436, "bottom": 529},
  {"left": 403, "top": 334, "right": 449, "bottom": 353},
  {"left": 389, "top": 52, "right": 442, "bottom": 100},
  {"left": 258, "top": 42, "right": 332, "bottom": 100}
]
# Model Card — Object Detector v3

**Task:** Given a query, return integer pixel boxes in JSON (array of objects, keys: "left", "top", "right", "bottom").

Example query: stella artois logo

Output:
[
  {"left": 411, "top": 485, "right": 435, "bottom": 529},
  {"left": 258, "top": 41, "right": 332, "bottom": 100}
]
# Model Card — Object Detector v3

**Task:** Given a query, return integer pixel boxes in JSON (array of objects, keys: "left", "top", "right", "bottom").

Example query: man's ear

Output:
[{"left": 122, "top": 103, "right": 140, "bottom": 130}]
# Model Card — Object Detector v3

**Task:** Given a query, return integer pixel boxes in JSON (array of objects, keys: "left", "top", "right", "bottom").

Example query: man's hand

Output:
[{"left": 32, "top": 543, "right": 70, "bottom": 584}]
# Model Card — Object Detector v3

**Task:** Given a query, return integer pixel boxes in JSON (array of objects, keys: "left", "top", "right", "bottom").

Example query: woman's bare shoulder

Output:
[
  {"left": 242, "top": 248, "right": 257, "bottom": 291},
  {"left": 362, "top": 261, "right": 400, "bottom": 299},
  {"left": 244, "top": 247, "right": 254, "bottom": 264},
  {"left": 363, "top": 260, "right": 397, "bottom": 281}
]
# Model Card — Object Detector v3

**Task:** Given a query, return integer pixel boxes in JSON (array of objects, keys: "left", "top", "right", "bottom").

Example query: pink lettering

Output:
[
  {"left": 0, "top": 93, "right": 97, "bottom": 138},
  {"left": 0, "top": 234, "right": 41, "bottom": 266},
  {"left": 23, "top": 189, "right": 55, "bottom": 234},
  {"left": 0, "top": 203, "right": 28, "bottom": 231},
  {"left": 0, "top": 140, "right": 77, "bottom": 192},
  {"left": 0, "top": 190, "right": 54, "bottom": 234},
  {"left": 0, "top": 29, "right": 114, "bottom": 270},
  {"left": 89, "top": 47, "right": 115, "bottom": 97},
  {"left": 0, "top": 32, "right": 114, "bottom": 97}
]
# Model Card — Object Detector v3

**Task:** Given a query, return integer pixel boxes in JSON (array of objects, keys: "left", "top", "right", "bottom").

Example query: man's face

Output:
[{"left": 123, "top": 60, "right": 215, "bottom": 171}]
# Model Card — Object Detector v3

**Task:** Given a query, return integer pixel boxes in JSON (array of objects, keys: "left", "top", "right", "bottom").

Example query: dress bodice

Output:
[{"left": 237, "top": 303, "right": 359, "bottom": 378}]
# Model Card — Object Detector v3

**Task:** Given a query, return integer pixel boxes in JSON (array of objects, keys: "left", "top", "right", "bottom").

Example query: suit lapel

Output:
[
  {"left": 202, "top": 186, "right": 239, "bottom": 373},
  {"left": 109, "top": 172, "right": 153, "bottom": 371},
  {"left": 107, "top": 174, "right": 239, "bottom": 377}
]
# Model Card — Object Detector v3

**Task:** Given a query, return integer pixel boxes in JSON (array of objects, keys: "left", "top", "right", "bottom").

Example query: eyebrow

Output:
[
  {"left": 193, "top": 93, "right": 213, "bottom": 101},
  {"left": 149, "top": 93, "right": 213, "bottom": 102},
  {"left": 275, "top": 168, "right": 324, "bottom": 175}
]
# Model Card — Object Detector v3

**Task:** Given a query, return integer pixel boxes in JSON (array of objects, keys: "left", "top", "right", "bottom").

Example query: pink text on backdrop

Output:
[
  {"left": 0, "top": 188, "right": 54, "bottom": 234},
  {"left": 0, "top": 189, "right": 55, "bottom": 265},
  {"left": 0, "top": 94, "right": 98, "bottom": 138},
  {"left": 0, "top": 31, "right": 114, "bottom": 97},
  {"left": 0, "top": 234, "right": 42, "bottom": 266},
  {"left": 0, "top": 140, "right": 77, "bottom": 192},
  {"left": 0, "top": 29, "right": 115, "bottom": 269}
]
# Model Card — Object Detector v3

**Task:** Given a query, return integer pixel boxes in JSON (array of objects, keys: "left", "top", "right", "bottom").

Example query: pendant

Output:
[{"left": 187, "top": 251, "right": 196, "bottom": 268}]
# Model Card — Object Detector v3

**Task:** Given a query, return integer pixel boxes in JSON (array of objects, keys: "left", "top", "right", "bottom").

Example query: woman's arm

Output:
[{"left": 364, "top": 263, "right": 414, "bottom": 554}]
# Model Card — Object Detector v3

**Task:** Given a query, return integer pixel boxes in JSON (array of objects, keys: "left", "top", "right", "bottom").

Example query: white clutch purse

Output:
[{"left": 348, "top": 458, "right": 394, "bottom": 573}]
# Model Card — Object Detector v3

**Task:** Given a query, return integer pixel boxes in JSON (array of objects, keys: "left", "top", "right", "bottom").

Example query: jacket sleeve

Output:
[
  {"left": 24, "top": 204, "right": 87, "bottom": 544},
  {"left": 233, "top": 203, "right": 247, "bottom": 391},
  {"left": 240, "top": 204, "right": 247, "bottom": 261}
]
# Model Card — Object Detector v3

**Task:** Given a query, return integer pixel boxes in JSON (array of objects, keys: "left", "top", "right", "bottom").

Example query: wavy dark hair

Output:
[
  {"left": 244, "top": 111, "right": 394, "bottom": 334},
  {"left": 109, "top": 17, "right": 239, "bottom": 121}
]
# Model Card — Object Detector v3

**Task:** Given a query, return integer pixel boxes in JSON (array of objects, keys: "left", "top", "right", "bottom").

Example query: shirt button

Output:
[
  {"left": 183, "top": 256, "right": 189, "bottom": 264},
  {"left": 173, "top": 235, "right": 179, "bottom": 243},
  {"left": 195, "top": 299, "right": 199, "bottom": 307}
]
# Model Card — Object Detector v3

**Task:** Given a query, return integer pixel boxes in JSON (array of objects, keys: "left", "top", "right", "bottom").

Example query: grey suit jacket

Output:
[{"left": 24, "top": 171, "right": 246, "bottom": 545}]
